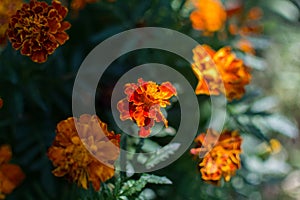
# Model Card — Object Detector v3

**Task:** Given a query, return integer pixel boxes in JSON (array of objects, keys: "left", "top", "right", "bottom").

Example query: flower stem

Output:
[{"left": 120, "top": 133, "right": 127, "bottom": 178}]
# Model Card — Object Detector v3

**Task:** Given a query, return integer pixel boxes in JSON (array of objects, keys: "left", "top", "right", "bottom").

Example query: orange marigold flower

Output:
[
  {"left": 190, "top": 0, "right": 226, "bottom": 35},
  {"left": 191, "top": 45, "right": 251, "bottom": 101},
  {"left": 0, "top": 0, "right": 23, "bottom": 46},
  {"left": 70, "top": 0, "right": 98, "bottom": 12},
  {"left": 7, "top": 0, "right": 71, "bottom": 63},
  {"left": 190, "top": 129, "right": 242, "bottom": 185},
  {"left": 47, "top": 114, "right": 120, "bottom": 191},
  {"left": 0, "top": 145, "right": 25, "bottom": 199},
  {"left": 226, "top": 4, "right": 264, "bottom": 36},
  {"left": 117, "top": 78, "right": 177, "bottom": 138}
]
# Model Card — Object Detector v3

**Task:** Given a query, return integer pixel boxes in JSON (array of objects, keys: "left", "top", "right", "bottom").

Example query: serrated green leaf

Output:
[
  {"left": 145, "top": 143, "right": 180, "bottom": 169},
  {"left": 140, "top": 174, "right": 172, "bottom": 185},
  {"left": 119, "top": 179, "right": 146, "bottom": 196},
  {"left": 119, "top": 174, "right": 172, "bottom": 197},
  {"left": 153, "top": 127, "right": 176, "bottom": 137},
  {"left": 141, "top": 139, "right": 161, "bottom": 152}
]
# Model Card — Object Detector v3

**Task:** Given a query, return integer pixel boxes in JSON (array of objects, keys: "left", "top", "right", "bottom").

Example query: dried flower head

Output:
[
  {"left": 0, "top": 145, "right": 25, "bottom": 199},
  {"left": 190, "top": 0, "right": 226, "bottom": 35},
  {"left": 191, "top": 45, "right": 251, "bottom": 101},
  {"left": 0, "top": 0, "right": 23, "bottom": 46},
  {"left": 7, "top": 0, "right": 71, "bottom": 63},
  {"left": 117, "top": 78, "right": 177, "bottom": 137},
  {"left": 190, "top": 129, "right": 242, "bottom": 185},
  {"left": 47, "top": 114, "right": 120, "bottom": 191}
]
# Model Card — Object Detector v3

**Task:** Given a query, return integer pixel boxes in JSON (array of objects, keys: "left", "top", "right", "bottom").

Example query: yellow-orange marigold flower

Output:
[
  {"left": 190, "top": 129, "right": 242, "bottom": 185},
  {"left": 0, "top": 0, "right": 23, "bottom": 46},
  {"left": 7, "top": 0, "right": 71, "bottom": 63},
  {"left": 47, "top": 114, "right": 120, "bottom": 191},
  {"left": 191, "top": 45, "right": 251, "bottom": 101},
  {"left": 0, "top": 145, "right": 25, "bottom": 199},
  {"left": 70, "top": 0, "right": 98, "bottom": 12},
  {"left": 190, "top": 0, "right": 226, "bottom": 35},
  {"left": 117, "top": 78, "right": 177, "bottom": 138}
]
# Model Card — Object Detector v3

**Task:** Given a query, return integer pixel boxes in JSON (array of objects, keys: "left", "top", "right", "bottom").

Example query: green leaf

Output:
[
  {"left": 135, "top": 188, "right": 156, "bottom": 200},
  {"left": 145, "top": 143, "right": 180, "bottom": 169},
  {"left": 141, "top": 139, "right": 161, "bottom": 152},
  {"left": 241, "top": 54, "right": 267, "bottom": 70},
  {"left": 119, "top": 174, "right": 172, "bottom": 197},
  {"left": 264, "top": 115, "right": 298, "bottom": 138},
  {"left": 245, "top": 124, "right": 270, "bottom": 143},
  {"left": 153, "top": 127, "right": 176, "bottom": 137},
  {"left": 140, "top": 174, "right": 172, "bottom": 185},
  {"left": 250, "top": 96, "right": 279, "bottom": 113},
  {"left": 119, "top": 179, "right": 145, "bottom": 197}
]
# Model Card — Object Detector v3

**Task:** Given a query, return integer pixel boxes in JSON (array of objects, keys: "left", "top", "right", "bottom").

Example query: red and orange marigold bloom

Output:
[
  {"left": 117, "top": 78, "right": 177, "bottom": 138},
  {"left": 0, "top": 0, "right": 23, "bottom": 46},
  {"left": 190, "top": 129, "right": 242, "bottom": 185},
  {"left": 47, "top": 114, "right": 120, "bottom": 191},
  {"left": 191, "top": 45, "right": 251, "bottom": 101},
  {"left": 0, "top": 145, "right": 25, "bottom": 199},
  {"left": 190, "top": 0, "right": 226, "bottom": 35},
  {"left": 7, "top": 0, "right": 71, "bottom": 63}
]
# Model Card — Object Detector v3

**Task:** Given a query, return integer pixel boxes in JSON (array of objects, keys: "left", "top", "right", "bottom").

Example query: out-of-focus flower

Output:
[
  {"left": 47, "top": 114, "right": 120, "bottom": 191},
  {"left": 0, "top": 98, "right": 3, "bottom": 109},
  {"left": 226, "top": 4, "right": 264, "bottom": 36},
  {"left": 236, "top": 38, "right": 255, "bottom": 55},
  {"left": 7, "top": 0, "right": 71, "bottom": 63},
  {"left": 191, "top": 44, "right": 251, "bottom": 101},
  {"left": 70, "top": 0, "right": 98, "bottom": 12},
  {"left": 258, "top": 139, "right": 282, "bottom": 155},
  {"left": 0, "top": 145, "right": 25, "bottom": 199},
  {"left": 117, "top": 78, "right": 177, "bottom": 138},
  {"left": 190, "top": 129, "right": 242, "bottom": 185},
  {"left": 190, "top": 0, "right": 226, "bottom": 35},
  {"left": 0, "top": 0, "right": 23, "bottom": 46},
  {"left": 269, "top": 139, "right": 282, "bottom": 154}
]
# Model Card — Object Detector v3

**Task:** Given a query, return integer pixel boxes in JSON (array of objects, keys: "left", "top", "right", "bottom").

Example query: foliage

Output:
[{"left": 0, "top": 0, "right": 299, "bottom": 199}]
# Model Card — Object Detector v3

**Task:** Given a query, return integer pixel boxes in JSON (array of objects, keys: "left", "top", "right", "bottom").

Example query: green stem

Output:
[{"left": 120, "top": 133, "right": 127, "bottom": 178}]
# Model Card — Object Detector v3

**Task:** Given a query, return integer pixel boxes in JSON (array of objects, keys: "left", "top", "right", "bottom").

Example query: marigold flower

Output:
[
  {"left": 226, "top": 5, "right": 264, "bottom": 36},
  {"left": 190, "top": 0, "right": 226, "bottom": 35},
  {"left": 117, "top": 78, "right": 177, "bottom": 138},
  {"left": 7, "top": 0, "right": 71, "bottom": 63},
  {"left": 190, "top": 129, "right": 242, "bottom": 185},
  {"left": 0, "top": 145, "right": 25, "bottom": 199},
  {"left": 0, "top": 0, "right": 23, "bottom": 46},
  {"left": 47, "top": 114, "right": 120, "bottom": 191},
  {"left": 191, "top": 45, "right": 251, "bottom": 101}
]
